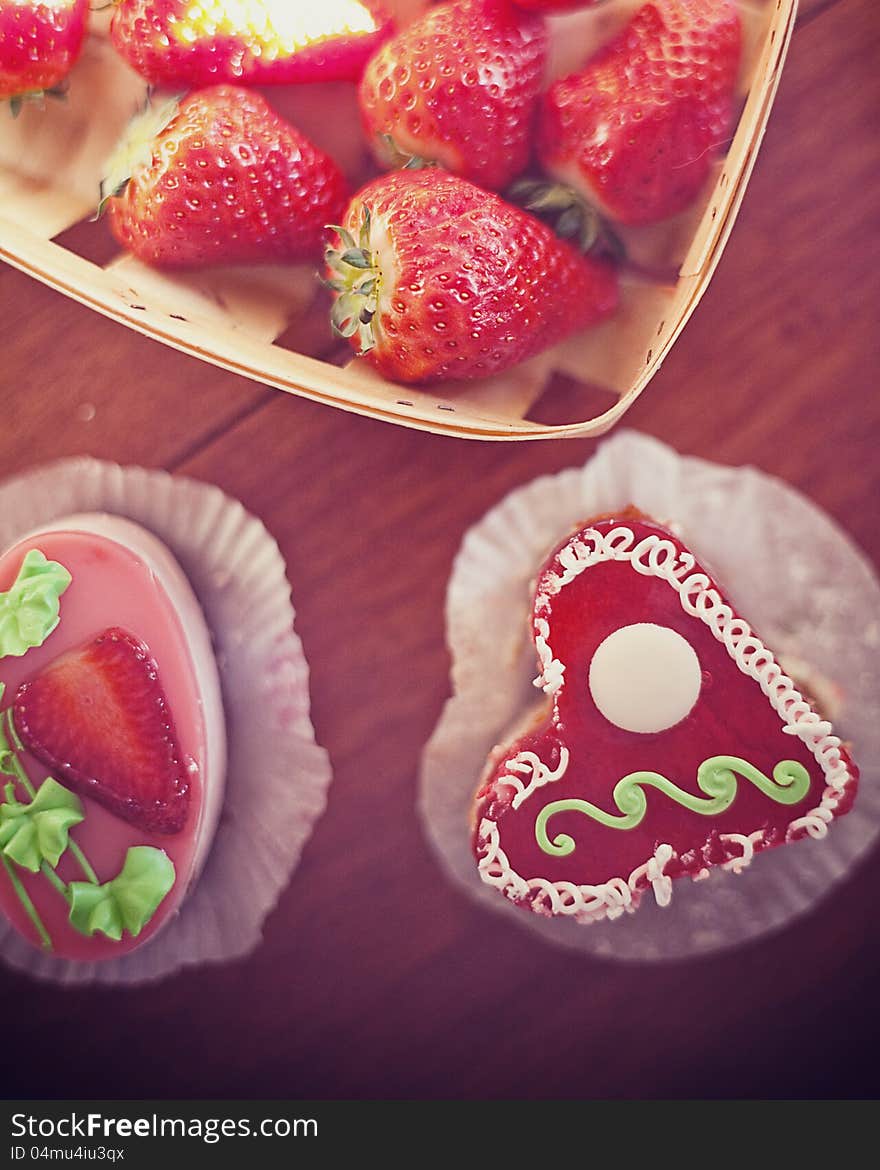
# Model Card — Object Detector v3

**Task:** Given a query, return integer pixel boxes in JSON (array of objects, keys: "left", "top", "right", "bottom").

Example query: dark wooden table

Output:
[{"left": 1, "top": 0, "right": 878, "bottom": 1100}]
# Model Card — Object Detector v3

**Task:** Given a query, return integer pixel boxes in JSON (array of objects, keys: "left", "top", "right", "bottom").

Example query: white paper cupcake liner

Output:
[
  {"left": 419, "top": 431, "right": 880, "bottom": 960},
  {"left": 0, "top": 458, "right": 332, "bottom": 985}
]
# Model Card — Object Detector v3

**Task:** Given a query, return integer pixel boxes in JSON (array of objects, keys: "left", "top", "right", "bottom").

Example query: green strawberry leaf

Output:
[
  {"left": 0, "top": 778, "right": 85, "bottom": 872},
  {"left": 68, "top": 847, "right": 175, "bottom": 941},
  {"left": 0, "top": 549, "right": 72, "bottom": 659}
]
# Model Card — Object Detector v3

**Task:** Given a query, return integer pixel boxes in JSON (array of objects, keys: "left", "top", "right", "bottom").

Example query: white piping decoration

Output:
[
  {"left": 782, "top": 709, "right": 833, "bottom": 740},
  {"left": 720, "top": 830, "right": 765, "bottom": 874},
  {"left": 478, "top": 524, "right": 857, "bottom": 925},
  {"left": 496, "top": 746, "right": 570, "bottom": 810},
  {"left": 787, "top": 801, "right": 836, "bottom": 840},
  {"left": 477, "top": 819, "right": 675, "bottom": 924},
  {"left": 533, "top": 617, "right": 565, "bottom": 694},
  {"left": 628, "top": 843, "right": 674, "bottom": 908}
]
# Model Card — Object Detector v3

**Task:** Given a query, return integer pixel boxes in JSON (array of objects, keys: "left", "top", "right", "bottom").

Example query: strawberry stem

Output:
[
  {"left": 325, "top": 208, "right": 380, "bottom": 354},
  {"left": 377, "top": 133, "right": 432, "bottom": 173},
  {"left": 506, "top": 177, "right": 625, "bottom": 263},
  {"left": 5, "top": 82, "right": 69, "bottom": 120}
]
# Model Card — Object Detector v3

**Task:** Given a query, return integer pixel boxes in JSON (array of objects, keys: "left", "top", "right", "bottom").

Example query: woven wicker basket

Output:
[{"left": 0, "top": 1, "right": 797, "bottom": 439}]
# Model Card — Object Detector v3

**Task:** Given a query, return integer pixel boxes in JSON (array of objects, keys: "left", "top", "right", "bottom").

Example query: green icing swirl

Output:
[
  {"left": 0, "top": 778, "right": 85, "bottom": 873},
  {"left": 535, "top": 756, "right": 811, "bottom": 858},
  {"left": 68, "top": 846, "right": 176, "bottom": 942},
  {"left": 0, "top": 549, "right": 72, "bottom": 658}
]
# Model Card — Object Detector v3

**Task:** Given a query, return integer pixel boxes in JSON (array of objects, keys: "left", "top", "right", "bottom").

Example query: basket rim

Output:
[{"left": 0, "top": 0, "right": 799, "bottom": 441}]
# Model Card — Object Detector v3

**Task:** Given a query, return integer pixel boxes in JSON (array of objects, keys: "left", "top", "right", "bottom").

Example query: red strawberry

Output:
[
  {"left": 110, "top": 0, "right": 394, "bottom": 88},
  {"left": 325, "top": 169, "right": 618, "bottom": 384},
  {"left": 359, "top": 0, "right": 547, "bottom": 192},
  {"left": 0, "top": 0, "right": 89, "bottom": 105},
  {"left": 511, "top": 0, "right": 603, "bottom": 9},
  {"left": 14, "top": 628, "right": 190, "bottom": 835},
  {"left": 539, "top": 0, "right": 742, "bottom": 225},
  {"left": 102, "top": 86, "right": 348, "bottom": 268}
]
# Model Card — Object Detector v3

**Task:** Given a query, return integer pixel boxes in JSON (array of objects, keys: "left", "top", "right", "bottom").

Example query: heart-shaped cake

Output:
[{"left": 472, "top": 510, "right": 859, "bottom": 925}]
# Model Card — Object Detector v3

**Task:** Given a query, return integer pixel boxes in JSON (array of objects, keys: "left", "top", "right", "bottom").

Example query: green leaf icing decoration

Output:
[
  {"left": 0, "top": 778, "right": 85, "bottom": 872},
  {"left": 0, "top": 549, "right": 72, "bottom": 658},
  {"left": 0, "top": 703, "right": 175, "bottom": 950},
  {"left": 68, "top": 846, "right": 175, "bottom": 941},
  {"left": 535, "top": 756, "right": 812, "bottom": 858}
]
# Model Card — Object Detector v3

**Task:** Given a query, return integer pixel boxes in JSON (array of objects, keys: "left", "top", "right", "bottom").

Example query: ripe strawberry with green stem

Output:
[
  {"left": 325, "top": 169, "right": 618, "bottom": 385},
  {"left": 15, "top": 628, "right": 191, "bottom": 835},
  {"left": 538, "top": 0, "right": 742, "bottom": 225},
  {"left": 0, "top": 0, "right": 89, "bottom": 109},
  {"left": 110, "top": 0, "right": 394, "bottom": 88},
  {"left": 359, "top": 0, "right": 547, "bottom": 192},
  {"left": 101, "top": 85, "right": 348, "bottom": 268}
]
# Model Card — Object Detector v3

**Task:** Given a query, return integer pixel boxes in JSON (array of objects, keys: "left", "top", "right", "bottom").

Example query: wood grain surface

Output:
[{"left": 1, "top": 0, "right": 878, "bottom": 1100}]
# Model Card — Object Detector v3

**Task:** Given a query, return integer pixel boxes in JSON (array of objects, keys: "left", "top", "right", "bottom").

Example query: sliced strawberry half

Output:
[{"left": 14, "top": 628, "right": 190, "bottom": 835}]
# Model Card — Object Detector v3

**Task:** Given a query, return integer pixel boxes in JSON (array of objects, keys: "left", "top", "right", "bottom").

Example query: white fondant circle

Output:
[{"left": 588, "top": 622, "right": 701, "bottom": 734}]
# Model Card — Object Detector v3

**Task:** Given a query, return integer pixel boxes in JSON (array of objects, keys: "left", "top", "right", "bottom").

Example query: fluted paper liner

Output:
[
  {"left": 0, "top": 459, "right": 332, "bottom": 984},
  {"left": 419, "top": 432, "right": 880, "bottom": 959}
]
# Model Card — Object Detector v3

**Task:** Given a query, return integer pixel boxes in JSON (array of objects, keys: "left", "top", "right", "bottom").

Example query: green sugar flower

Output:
[
  {"left": 0, "top": 778, "right": 85, "bottom": 872},
  {"left": 0, "top": 549, "right": 72, "bottom": 658},
  {"left": 68, "top": 846, "right": 176, "bottom": 941}
]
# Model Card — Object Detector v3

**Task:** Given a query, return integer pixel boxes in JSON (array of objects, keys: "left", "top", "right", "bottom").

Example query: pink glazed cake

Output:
[{"left": 0, "top": 513, "right": 225, "bottom": 962}]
